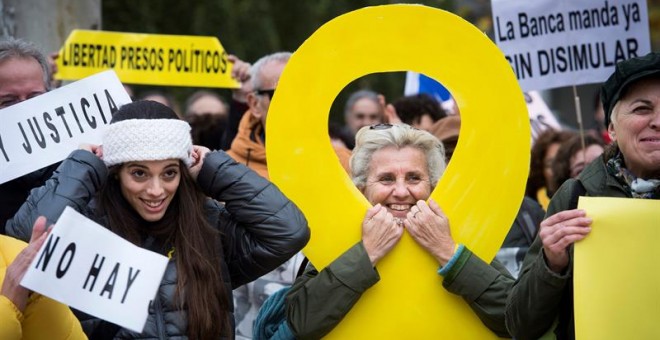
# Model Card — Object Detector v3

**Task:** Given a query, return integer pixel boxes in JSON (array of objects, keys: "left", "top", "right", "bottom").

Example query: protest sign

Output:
[
  {"left": 0, "top": 70, "right": 131, "bottom": 184},
  {"left": 56, "top": 30, "right": 240, "bottom": 88},
  {"left": 492, "top": 0, "right": 650, "bottom": 91},
  {"left": 526, "top": 91, "right": 562, "bottom": 142},
  {"left": 575, "top": 197, "right": 660, "bottom": 339},
  {"left": 21, "top": 206, "right": 169, "bottom": 333}
]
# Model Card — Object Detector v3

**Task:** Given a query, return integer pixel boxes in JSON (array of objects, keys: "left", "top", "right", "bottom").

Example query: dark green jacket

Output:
[
  {"left": 286, "top": 241, "right": 514, "bottom": 339},
  {"left": 506, "top": 155, "right": 631, "bottom": 340}
]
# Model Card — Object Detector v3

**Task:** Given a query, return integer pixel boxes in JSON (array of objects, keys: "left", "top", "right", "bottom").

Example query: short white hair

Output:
[
  {"left": 350, "top": 124, "right": 446, "bottom": 190},
  {"left": 250, "top": 52, "right": 291, "bottom": 90}
]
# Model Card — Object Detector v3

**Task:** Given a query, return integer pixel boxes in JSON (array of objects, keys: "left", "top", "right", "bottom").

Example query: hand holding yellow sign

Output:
[
  {"left": 267, "top": 4, "right": 529, "bottom": 339},
  {"left": 56, "top": 30, "right": 240, "bottom": 88}
]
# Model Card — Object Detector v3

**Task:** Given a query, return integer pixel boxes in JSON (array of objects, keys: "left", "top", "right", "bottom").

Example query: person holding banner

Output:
[
  {"left": 226, "top": 52, "right": 291, "bottom": 178},
  {"left": 283, "top": 124, "right": 514, "bottom": 339},
  {"left": 1, "top": 216, "right": 85, "bottom": 340},
  {"left": 0, "top": 37, "right": 55, "bottom": 233},
  {"left": 507, "top": 52, "right": 660, "bottom": 339},
  {"left": 6, "top": 100, "right": 310, "bottom": 339}
]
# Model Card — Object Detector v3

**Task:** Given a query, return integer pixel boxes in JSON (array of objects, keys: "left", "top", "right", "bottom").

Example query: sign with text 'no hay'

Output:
[{"left": 21, "top": 207, "right": 169, "bottom": 333}]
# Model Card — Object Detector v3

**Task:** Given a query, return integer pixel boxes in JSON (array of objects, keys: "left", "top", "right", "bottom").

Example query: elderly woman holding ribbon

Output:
[
  {"left": 506, "top": 52, "right": 660, "bottom": 339},
  {"left": 281, "top": 124, "right": 514, "bottom": 339}
]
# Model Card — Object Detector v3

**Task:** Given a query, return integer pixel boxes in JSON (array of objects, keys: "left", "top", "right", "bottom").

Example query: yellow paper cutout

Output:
[
  {"left": 56, "top": 30, "right": 239, "bottom": 88},
  {"left": 575, "top": 196, "right": 660, "bottom": 340},
  {"left": 267, "top": 5, "right": 529, "bottom": 339}
]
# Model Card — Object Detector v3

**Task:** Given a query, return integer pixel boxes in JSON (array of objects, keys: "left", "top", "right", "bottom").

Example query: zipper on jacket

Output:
[{"left": 153, "top": 294, "right": 167, "bottom": 339}]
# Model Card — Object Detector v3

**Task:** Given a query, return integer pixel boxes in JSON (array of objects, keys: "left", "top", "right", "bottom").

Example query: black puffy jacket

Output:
[{"left": 6, "top": 149, "right": 310, "bottom": 339}]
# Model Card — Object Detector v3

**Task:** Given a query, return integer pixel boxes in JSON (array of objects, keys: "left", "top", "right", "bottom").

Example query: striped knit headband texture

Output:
[{"left": 102, "top": 119, "right": 193, "bottom": 167}]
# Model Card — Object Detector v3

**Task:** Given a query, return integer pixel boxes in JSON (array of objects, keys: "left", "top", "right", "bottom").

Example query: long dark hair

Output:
[
  {"left": 97, "top": 100, "right": 229, "bottom": 338},
  {"left": 526, "top": 129, "right": 577, "bottom": 199}
]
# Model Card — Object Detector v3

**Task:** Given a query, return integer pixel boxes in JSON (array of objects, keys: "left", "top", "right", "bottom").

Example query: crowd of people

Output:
[{"left": 0, "top": 34, "right": 658, "bottom": 340}]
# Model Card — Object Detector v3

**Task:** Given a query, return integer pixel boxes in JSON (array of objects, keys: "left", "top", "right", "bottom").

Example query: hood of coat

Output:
[{"left": 226, "top": 110, "right": 268, "bottom": 178}]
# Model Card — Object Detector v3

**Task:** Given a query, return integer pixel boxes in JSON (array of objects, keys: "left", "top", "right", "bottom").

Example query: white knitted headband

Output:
[{"left": 102, "top": 119, "right": 193, "bottom": 167}]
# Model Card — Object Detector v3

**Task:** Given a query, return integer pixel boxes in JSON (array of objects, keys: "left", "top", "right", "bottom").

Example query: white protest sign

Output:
[
  {"left": 21, "top": 206, "right": 169, "bottom": 333},
  {"left": 492, "top": 0, "right": 650, "bottom": 91},
  {"left": 526, "top": 91, "right": 562, "bottom": 143},
  {"left": 0, "top": 70, "right": 131, "bottom": 184}
]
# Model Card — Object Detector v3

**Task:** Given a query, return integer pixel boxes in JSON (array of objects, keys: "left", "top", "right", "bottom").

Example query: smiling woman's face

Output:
[
  {"left": 118, "top": 159, "right": 181, "bottom": 222},
  {"left": 361, "top": 146, "right": 432, "bottom": 218},
  {"left": 609, "top": 77, "right": 660, "bottom": 179}
]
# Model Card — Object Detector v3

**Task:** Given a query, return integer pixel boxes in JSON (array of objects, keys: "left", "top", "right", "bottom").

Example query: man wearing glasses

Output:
[
  {"left": 226, "top": 52, "right": 290, "bottom": 179},
  {"left": 226, "top": 51, "right": 351, "bottom": 340}
]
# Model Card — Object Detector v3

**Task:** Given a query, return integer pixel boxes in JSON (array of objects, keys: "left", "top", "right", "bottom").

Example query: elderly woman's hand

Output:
[
  {"left": 405, "top": 199, "right": 456, "bottom": 266},
  {"left": 539, "top": 209, "right": 592, "bottom": 273},
  {"left": 362, "top": 204, "right": 404, "bottom": 266},
  {"left": 1, "top": 216, "right": 51, "bottom": 312}
]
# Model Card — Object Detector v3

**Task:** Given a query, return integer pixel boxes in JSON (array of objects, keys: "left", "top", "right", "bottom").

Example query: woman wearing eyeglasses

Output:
[{"left": 278, "top": 124, "right": 514, "bottom": 339}]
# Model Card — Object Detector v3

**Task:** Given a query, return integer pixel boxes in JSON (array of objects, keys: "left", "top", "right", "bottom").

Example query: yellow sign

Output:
[
  {"left": 267, "top": 4, "right": 529, "bottom": 339},
  {"left": 575, "top": 196, "right": 660, "bottom": 340},
  {"left": 56, "top": 30, "right": 239, "bottom": 88}
]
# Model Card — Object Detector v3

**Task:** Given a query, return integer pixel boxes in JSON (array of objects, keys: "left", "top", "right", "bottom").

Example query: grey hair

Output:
[
  {"left": 610, "top": 100, "right": 621, "bottom": 128},
  {"left": 0, "top": 37, "right": 50, "bottom": 90},
  {"left": 350, "top": 124, "right": 446, "bottom": 190},
  {"left": 344, "top": 89, "right": 381, "bottom": 120},
  {"left": 250, "top": 51, "right": 292, "bottom": 90}
]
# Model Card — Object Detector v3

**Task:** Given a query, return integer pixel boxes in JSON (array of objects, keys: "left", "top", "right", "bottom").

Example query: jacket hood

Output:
[{"left": 226, "top": 110, "right": 268, "bottom": 178}]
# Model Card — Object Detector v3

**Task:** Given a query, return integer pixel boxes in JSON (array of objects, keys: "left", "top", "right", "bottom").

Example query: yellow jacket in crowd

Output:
[{"left": 0, "top": 235, "right": 86, "bottom": 340}]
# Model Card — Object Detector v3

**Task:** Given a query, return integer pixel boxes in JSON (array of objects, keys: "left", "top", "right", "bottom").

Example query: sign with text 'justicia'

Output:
[
  {"left": 21, "top": 207, "right": 169, "bottom": 333},
  {"left": 56, "top": 30, "right": 240, "bottom": 88},
  {"left": 0, "top": 70, "right": 131, "bottom": 184},
  {"left": 491, "top": 0, "right": 650, "bottom": 91}
]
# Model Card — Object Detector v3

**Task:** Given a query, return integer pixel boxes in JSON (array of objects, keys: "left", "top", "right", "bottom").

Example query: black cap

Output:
[{"left": 600, "top": 52, "right": 660, "bottom": 128}]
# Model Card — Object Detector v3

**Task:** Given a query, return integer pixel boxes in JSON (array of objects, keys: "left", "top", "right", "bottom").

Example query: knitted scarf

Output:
[{"left": 607, "top": 151, "right": 660, "bottom": 199}]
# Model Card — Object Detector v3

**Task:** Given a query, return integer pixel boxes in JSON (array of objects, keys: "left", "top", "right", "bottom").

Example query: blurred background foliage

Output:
[{"left": 103, "top": 0, "right": 660, "bottom": 122}]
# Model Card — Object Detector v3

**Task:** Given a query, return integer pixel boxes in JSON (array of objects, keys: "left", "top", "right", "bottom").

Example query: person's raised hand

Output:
[
  {"left": 362, "top": 204, "right": 404, "bottom": 266},
  {"left": 1, "top": 216, "right": 52, "bottom": 311},
  {"left": 405, "top": 199, "right": 455, "bottom": 266},
  {"left": 229, "top": 54, "right": 251, "bottom": 82},
  {"left": 228, "top": 54, "right": 253, "bottom": 103},
  {"left": 539, "top": 209, "right": 592, "bottom": 273},
  {"left": 189, "top": 145, "right": 211, "bottom": 181}
]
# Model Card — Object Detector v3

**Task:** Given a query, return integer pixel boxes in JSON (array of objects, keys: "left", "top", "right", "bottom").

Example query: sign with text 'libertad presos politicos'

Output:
[
  {"left": 21, "top": 207, "right": 169, "bottom": 333},
  {"left": 56, "top": 30, "right": 240, "bottom": 88},
  {"left": 0, "top": 70, "right": 131, "bottom": 184}
]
